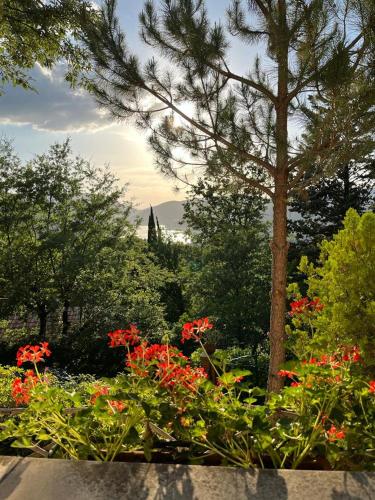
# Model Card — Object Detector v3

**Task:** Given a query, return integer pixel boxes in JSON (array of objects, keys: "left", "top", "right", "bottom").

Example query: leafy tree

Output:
[
  {"left": 181, "top": 179, "right": 271, "bottom": 372},
  {"left": 60, "top": 239, "right": 170, "bottom": 374},
  {"left": 0, "top": 139, "right": 132, "bottom": 337},
  {"left": 81, "top": 0, "right": 375, "bottom": 391},
  {"left": 0, "top": 140, "right": 171, "bottom": 373},
  {"left": 288, "top": 209, "right": 375, "bottom": 373},
  {"left": 0, "top": 0, "right": 94, "bottom": 91},
  {"left": 289, "top": 161, "right": 375, "bottom": 272}
]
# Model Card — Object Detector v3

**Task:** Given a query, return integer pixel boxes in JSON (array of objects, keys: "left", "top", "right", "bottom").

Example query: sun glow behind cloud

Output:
[{"left": 0, "top": 0, "right": 268, "bottom": 208}]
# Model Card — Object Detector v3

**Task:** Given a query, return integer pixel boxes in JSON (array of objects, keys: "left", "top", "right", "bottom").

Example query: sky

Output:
[{"left": 0, "top": 0, "right": 261, "bottom": 209}]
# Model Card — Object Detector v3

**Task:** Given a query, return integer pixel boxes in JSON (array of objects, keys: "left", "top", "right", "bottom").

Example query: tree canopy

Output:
[{"left": 0, "top": 0, "right": 95, "bottom": 91}]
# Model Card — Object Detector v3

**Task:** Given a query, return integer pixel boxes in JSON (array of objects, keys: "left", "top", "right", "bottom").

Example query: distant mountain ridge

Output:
[
  {"left": 130, "top": 200, "right": 298, "bottom": 231},
  {"left": 129, "top": 201, "right": 187, "bottom": 231}
]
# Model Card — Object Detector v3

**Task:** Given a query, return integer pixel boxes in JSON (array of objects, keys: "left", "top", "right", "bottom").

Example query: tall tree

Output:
[
  {"left": 289, "top": 160, "right": 374, "bottom": 270},
  {"left": 0, "top": 140, "right": 132, "bottom": 339},
  {"left": 182, "top": 178, "right": 271, "bottom": 356},
  {"left": 147, "top": 206, "right": 158, "bottom": 246},
  {"left": 0, "top": 0, "right": 94, "bottom": 91},
  {"left": 82, "top": 0, "right": 375, "bottom": 391}
]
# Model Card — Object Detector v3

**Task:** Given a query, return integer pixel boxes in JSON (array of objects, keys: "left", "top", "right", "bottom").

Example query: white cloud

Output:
[{"left": 0, "top": 64, "right": 111, "bottom": 133}]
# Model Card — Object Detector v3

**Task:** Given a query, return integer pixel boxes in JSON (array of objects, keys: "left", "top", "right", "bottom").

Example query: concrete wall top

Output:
[{"left": 0, "top": 456, "right": 374, "bottom": 500}]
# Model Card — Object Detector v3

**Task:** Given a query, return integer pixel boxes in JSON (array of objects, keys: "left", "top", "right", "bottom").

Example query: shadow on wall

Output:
[
  {"left": 1, "top": 456, "right": 374, "bottom": 500},
  {"left": 0, "top": 457, "right": 286, "bottom": 500}
]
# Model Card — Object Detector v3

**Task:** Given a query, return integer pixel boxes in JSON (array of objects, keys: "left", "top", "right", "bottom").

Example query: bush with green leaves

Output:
[{"left": 287, "top": 209, "right": 375, "bottom": 371}]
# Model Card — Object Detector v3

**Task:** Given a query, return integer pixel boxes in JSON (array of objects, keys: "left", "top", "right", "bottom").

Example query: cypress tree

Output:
[{"left": 147, "top": 206, "right": 158, "bottom": 246}]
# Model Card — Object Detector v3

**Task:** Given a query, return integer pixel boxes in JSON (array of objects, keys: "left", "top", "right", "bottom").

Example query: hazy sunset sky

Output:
[{"left": 0, "top": 0, "right": 260, "bottom": 209}]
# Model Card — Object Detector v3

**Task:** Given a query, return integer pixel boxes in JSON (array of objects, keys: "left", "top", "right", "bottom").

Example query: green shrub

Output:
[{"left": 287, "top": 209, "right": 375, "bottom": 370}]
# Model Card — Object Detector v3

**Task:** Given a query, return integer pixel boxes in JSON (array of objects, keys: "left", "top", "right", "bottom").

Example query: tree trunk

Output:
[
  {"left": 38, "top": 304, "right": 48, "bottom": 340},
  {"left": 62, "top": 300, "right": 70, "bottom": 337},
  {"left": 267, "top": 180, "right": 289, "bottom": 392},
  {"left": 267, "top": 0, "right": 289, "bottom": 393}
]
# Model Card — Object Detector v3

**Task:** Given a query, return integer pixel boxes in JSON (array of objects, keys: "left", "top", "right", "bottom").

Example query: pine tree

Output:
[
  {"left": 147, "top": 206, "right": 158, "bottom": 246},
  {"left": 82, "top": 0, "right": 375, "bottom": 392}
]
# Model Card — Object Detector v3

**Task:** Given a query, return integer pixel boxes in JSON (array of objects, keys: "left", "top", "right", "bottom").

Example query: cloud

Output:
[{"left": 0, "top": 64, "right": 111, "bottom": 133}]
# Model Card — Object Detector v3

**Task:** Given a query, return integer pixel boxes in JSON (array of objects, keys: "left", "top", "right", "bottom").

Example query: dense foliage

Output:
[
  {"left": 0, "top": 140, "right": 169, "bottom": 373},
  {"left": 180, "top": 179, "right": 271, "bottom": 384},
  {"left": 0, "top": 316, "right": 374, "bottom": 470},
  {"left": 289, "top": 162, "right": 374, "bottom": 272},
  {"left": 287, "top": 210, "right": 375, "bottom": 373},
  {"left": 0, "top": 0, "right": 94, "bottom": 91}
]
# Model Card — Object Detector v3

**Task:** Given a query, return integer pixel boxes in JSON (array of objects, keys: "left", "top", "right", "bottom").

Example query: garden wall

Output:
[{"left": 1, "top": 456, "right": 374, "bottom": 499}]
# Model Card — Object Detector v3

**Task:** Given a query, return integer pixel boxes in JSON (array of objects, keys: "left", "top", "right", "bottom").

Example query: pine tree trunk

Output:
[
  {"left": 268, "top": 179, "right": 288, "bottom": 393},
  {"left": 267, "top": 1, "right": 289, "bottom": 393}
]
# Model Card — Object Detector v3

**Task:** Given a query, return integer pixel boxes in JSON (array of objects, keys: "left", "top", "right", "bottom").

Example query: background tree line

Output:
[{"left": 0, "top": 136, "right": 373, "bottom": 384}]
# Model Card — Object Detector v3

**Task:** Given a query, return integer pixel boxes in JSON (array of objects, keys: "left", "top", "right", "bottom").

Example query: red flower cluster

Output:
[
  {"left": 181, "top": 317, "right": 213, "bottom": 343},
  {"left": 342, "top": 345, "right": 361, "bottom": 363},
  {"left": 289, "top": 297, "right": 324, "bottom": 317},
  {"left": 302, "top": 346, "right": 362, "bottom": 369},
  {"left": 108, "top": 324, "right": 140, "bottom": 348},
  {"left": 156, "top": 363, "right": 207, "bottom": 391},
  {"left": 11, "top": 370, "right": 39, "bottom": 406},
  {"left": 278, "top": 369, "right": 298, "bottom": 379},
  {"left": 125, "top": 342, "right": 206, "bottom": 392},
  {"left": 369, "top": 381, "right": 375, "bottom": 394},
  {"left": 16, "top": 342, "right": 51, "bottom": 367},
  {"left": 304, "top": 355, "right": 341, "bottom": 369},
  {"left": 327, "top": 425, "right": 345, "bottom": 442},
  {"left": 90, "top": 385, "right": 110, "bottom": 404},
  {"left": 90, "top": 385, "right": 126, "bottom": 413},
  {"left": 127, "top": 343, "right": 187, "bottom": 369}
]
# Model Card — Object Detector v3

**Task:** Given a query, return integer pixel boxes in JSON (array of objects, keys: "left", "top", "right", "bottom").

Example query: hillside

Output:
[
  {"left": 129, "top": 201, "right": 187, "bottom": 230},
  {"left": 130, "top": 200, "right": 299, "bottom": 231}
]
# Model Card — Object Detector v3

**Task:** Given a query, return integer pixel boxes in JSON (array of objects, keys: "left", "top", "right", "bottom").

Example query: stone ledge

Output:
[{"left": 0, "top": 456, "right": 374, "bottom": 500}]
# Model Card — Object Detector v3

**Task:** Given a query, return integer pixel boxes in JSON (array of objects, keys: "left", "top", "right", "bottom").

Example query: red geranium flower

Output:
[
  {"left": 369, "top": 381, "right": 375, "bottom": 394},
  {"left": 289, "top": 297, "right": 324, "bottom": 317},
  {"left": 108, "top": 324, "right": 140, "bottom": 348},
  {"left": 342, "top": 345, "right": 362, "bottom": 363},
  {"left": 126, "top": 343, "right": 187, "bottom": 375},
  {"left": 107, "top": 400, "right": 126, "bottom": 413},
  {"left": 90, "top": 385, "right": 126, "bottom": 413},
  {"left": 156, "top": 362, "right": 207, "bottom": 392},
  {"left": 277, "top": 369, "right": 298, "bottom": 379},
  {"left": 90, "top": 385, "right": 110, "bottom": 404},
  {"left": 181, "top": 317, "right": 213, "bottom": 343},
  {"left": 11, "top": 370, "right": 39, "bottom": 406},
  {"left": 327, "top": 424, "right": 345, "bottom": 442},
  {"left": 16, "top": 343, "right": 51, "bottom": 367}
]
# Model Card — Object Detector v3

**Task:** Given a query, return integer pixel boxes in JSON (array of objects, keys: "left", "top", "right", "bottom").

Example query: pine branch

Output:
[
  {"left": 143, "top": 82, "right": 275, "bottom": 176},
  {"left": 205, "top": 60, "right": 277, "bottom": 103},
  {"left": 288, "top": 32, "right": 365, "bottom": 102}
]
